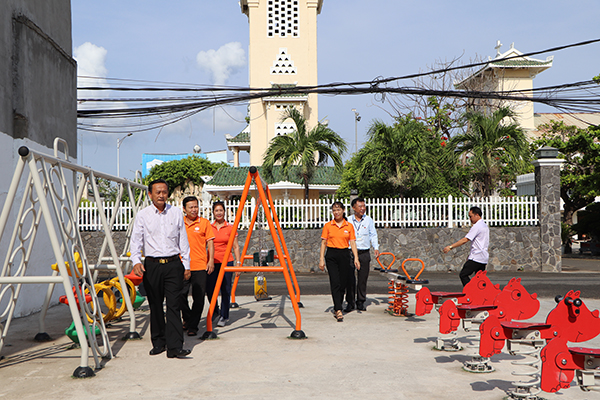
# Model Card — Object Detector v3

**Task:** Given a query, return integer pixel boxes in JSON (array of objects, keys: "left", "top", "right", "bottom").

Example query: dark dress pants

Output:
[
  {"left": 143, "top": 258, "right": 185, "bottom": 351},
  {"left": 459, "top": 259, "right": 487, "bottom": 286},
  {"left": 326, "top": 247, "right": 352, "bottom": 311},
  {"left": 355, "top": 251, "right": 371, "bottom": 305},
  {"left": 180, "top": 270, "right": 207, "bottom": 331},
  {"left": 206, "top": 261, "right": 233, "bottom": 320},
  {"left": 346, "top": 250, "right": 371, "bottom": 307}
]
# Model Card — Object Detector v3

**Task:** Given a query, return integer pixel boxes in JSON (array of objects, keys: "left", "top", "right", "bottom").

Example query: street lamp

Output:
[
  {"left": 116, "top": 133, "right": 132, "bottom": 177},
  {"left": 351, "top": 108, "right": 361, "bottom": 153}
]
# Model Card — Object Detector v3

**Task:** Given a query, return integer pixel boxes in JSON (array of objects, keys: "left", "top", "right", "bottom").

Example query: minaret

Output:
[{"left": 240, "top": 0, "right": 323, "bottom": 166}]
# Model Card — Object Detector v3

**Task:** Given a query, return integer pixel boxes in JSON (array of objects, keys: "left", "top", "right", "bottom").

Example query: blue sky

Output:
[{"left": 72, "top": 0, "right": 600, "bottom": 179}]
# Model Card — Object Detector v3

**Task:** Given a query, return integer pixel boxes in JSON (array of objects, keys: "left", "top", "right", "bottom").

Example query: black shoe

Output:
[
  {"left": 166, "top": 348, "right": 191, "bottom": 359},
  {"left": 344, "top": 305, "right": 355, "bottom": 313},
  {"left": 357, "top": 303, "right": 367, "bottom": 311},
  {"left": 149, "top": 346, "right": 166, "bottom": 356},
  {"left": 187, "top": 329, "right": 198, "bottom": 336}
]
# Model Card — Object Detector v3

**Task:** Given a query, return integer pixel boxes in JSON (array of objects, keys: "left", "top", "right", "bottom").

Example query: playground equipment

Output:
[
  {"left": 438, "top": 277, "right": 539, "bottom": 373},
  {"left": 0, "top": 139, "right": 147, "bottom": 377},
  {"left": 374, "top": 254, "right": 428, "bottom": 317},
  {"left": 415, "top": 270, "right": 501, "bottom": 317},
  {"left": 478, "top": 290, "right": 600, "bottom": 398},
  {"left": 415, "top": 271, "right": 500, "bottom": 351},
  {"left": 202, "top": 167, "right": 305, "bottom": 340}
]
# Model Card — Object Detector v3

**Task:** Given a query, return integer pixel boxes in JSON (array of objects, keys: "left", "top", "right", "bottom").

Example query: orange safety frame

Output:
[{"left": 202, "top": 167, "right": 305, "bottom": 340}]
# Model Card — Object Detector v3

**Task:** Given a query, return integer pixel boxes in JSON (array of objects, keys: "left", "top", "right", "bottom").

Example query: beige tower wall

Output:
[
  {"left": 492, "top": 69, "right": 536, "bottom": 133},
  {"left": 243, "top": 0, "right": 321, "bottom": 165}
]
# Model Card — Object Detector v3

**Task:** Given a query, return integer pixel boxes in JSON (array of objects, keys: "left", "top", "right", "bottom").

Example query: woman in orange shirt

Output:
[
  {"left": 319, "top": 201, "right": 360, "bottom": 322},
  {"left": 207, "top": 201, "right": 241, "bottom": 327}
]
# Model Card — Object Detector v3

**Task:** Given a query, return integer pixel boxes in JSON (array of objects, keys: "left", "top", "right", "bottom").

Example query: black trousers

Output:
[
  {"left": 206, "top": 262, "right": 233, "bottom": 320},
  {"left": 346, "top": 251, "right": 371, "bottom": 306},
  {"left": 180, "top": 270, "right": 207, "bottom": 331},
  {"left": 143, "top": 257, "right": 184, "bottom": 351},
  {"left": 325, "top": 247, "right": 353, "bottom": 311},
  {"left": 460, "top": 259, "right": 487, "bottom": 286}
]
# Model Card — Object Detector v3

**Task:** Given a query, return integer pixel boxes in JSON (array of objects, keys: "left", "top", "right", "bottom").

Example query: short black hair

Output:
[
  {"left": 351, "top": 197, "right": 365, "bottom": 207},
  {"left": 212, "top": 200, "right": 225, "bottom": 212},
  {"left": 182, "top": 196, "right": 198, "bottom": 208},
  {"left": 148, "top": 179, "right": 168, "bottom": 193},
  {"left": 470, "top": 206, "right": 482, "bottom": 217}
]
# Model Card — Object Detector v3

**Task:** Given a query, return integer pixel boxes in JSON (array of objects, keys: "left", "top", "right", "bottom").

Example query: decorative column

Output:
[{"left": 533, "top": 146, "right": 564, "bottom": 272}]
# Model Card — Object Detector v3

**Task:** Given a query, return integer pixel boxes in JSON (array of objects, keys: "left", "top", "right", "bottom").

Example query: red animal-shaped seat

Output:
[
  {"left": 439, "top": 277, "right": 539, "bottom": 335},
  {"left": 480, "top": 290, "right": 600, "bottom": 361},
  {"left": 415, "top": 270, "right": 500, "bottom": 316},
  {"left": 537, "top": 292, "right": 600, "bottom": 393}
]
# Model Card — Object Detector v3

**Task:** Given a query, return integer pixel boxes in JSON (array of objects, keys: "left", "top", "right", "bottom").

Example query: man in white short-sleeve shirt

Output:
[{"left": 443, "top": 206, "right": 489, "bottom": 286}]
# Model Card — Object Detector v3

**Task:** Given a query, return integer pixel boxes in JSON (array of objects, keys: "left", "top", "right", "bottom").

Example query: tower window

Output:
[{"left": 266, "top": 0, "right": 299, "bottom": 38}]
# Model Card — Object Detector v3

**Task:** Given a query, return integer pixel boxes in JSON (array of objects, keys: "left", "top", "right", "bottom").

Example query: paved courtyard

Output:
[{"left": 2, "top": 293, "right": 600, "bottom": 399}]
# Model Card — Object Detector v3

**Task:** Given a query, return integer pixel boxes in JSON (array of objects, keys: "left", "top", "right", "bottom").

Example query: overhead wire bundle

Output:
[{"left": 77, "top": 38, "right": 600, "bottom": 135}]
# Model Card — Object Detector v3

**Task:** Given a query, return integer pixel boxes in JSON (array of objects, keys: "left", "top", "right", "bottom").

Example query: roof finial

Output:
[{"left": 495, "top": 40, "right": 502, "bottom": 56}]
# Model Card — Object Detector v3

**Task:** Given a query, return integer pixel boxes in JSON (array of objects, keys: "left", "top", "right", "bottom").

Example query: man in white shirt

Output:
[
  {"left": 443, "top": 206, "right": 489, "bottom": 286},
  {"left": 131, "top": 179, "right": 191, "bottom": 358},
  {"left": 346, "top": 197, "right": 379, "bottom": 312}
]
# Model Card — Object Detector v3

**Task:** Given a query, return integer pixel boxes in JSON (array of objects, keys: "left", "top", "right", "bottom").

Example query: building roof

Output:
[
  {"left": 204, "top": 166, "right": 342, "bottom": 193},
  {"left": 207, "top": 166, "right": 341, "bottom": 187},
  {"left": 534, "top": 113, "right": 600, "bottom": 130},
  {"left": 455, "top": 42, "right": 553, "bottom": 88},
  {"left": 226, "top": 129, "right": 250, "bottom": 144}
]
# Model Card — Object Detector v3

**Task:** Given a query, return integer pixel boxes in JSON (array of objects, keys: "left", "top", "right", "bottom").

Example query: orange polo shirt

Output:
[
  {"left": 321, "top": 219, "right": 356, "bottom": 249},
  {"left": 185, "top": 216, "right": 215, "bottom": 271},
  {"left": 211, "top": 221, "right": 237, "bottom": 264}
]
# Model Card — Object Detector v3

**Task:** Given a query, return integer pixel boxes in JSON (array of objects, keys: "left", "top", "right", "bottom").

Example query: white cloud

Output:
[
  {"left": 196, "top": 42, "right": 246, "bottom": 85},
  {"left": 74, "top": 42, "right": 108, "bottom": 85}
]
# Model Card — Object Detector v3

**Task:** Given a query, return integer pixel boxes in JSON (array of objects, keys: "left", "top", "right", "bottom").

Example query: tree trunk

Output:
[{"left": 304, "top": 179, "right": 310, "bottom": 201}]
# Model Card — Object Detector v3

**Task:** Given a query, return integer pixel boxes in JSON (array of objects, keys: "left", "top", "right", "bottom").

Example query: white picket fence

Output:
[{"left": 78, "top": 195, "right": 538, "bottom": 231}]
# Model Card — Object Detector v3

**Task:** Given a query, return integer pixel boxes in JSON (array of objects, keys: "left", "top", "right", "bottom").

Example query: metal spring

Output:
[
  {"left": 507, "top": 342, "right": 542, "bottom": 399},
  {"left": 397, "top": 281, "right": 409, "bottom": 316},
  {"left": 387, "top": 278, "right": 395, "bottom": 313}
]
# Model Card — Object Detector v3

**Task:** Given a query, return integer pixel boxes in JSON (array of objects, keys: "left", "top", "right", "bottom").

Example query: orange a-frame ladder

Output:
[{"left": 201, "top": 167, "right": 306, "bottom": 340}]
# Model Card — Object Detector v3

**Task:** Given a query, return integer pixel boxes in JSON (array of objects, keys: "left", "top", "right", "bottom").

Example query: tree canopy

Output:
[
  {"left": 337, "top": 114, "right": 467, "bottom": 198},
  {"left": 145, "top": 156, "right": 228, "bottom": 193},
  {"left": 534, "top": 121, "right": 600, "bottom": 225},
  {"left": 450, "top": 107, "right": 531, "bottom": 197}
]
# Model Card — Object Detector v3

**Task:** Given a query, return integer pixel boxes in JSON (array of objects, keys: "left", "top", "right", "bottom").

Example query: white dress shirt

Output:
[
  {"left": 349, "top": 214, "right": 379, "bottom": 251},
  {"left": 466, "top": 219, "right": 489, "bottom": 264},
  {"left": 130, "top": 203, "right": 190, "bottom": 270}
]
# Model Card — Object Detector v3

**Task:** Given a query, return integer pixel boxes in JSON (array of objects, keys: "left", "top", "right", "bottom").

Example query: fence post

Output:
[{"left": 448, "top": 195, "right": 453, "bottom": 228}]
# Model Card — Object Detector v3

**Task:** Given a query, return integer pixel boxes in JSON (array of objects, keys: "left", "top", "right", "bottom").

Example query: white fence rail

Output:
[{"left": 78, "top": 195, "right": 538, "bottom": 231}]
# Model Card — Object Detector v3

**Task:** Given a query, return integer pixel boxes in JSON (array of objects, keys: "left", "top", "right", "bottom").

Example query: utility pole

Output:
[
  {"left": 351, "top": 108, "right": 361, "bottom": 153},
  {"left": 116, "top": 133, "right": 132, "bottom": 177}
]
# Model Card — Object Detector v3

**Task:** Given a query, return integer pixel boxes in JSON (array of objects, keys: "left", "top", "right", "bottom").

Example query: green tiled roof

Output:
[
  {"left": 490, "top": 59, "right": 553, "bottom": 67},
  {"left": 208, "top": 166, "right": 341, "bottom": 186},
  {"left": 227, "top": 129, "right": 250, "bottom": 143}
]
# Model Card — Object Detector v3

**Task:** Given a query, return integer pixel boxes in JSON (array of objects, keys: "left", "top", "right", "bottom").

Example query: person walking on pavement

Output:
[
  {"left": 443, "top": 206, "right": 489, "bottom": 286},
  {"left": 207, "top": 201, "right": 241, "bottom": 328},
  {"left": 345, "top": 197, "right": 379, "bottom": 312},
  {"left": 180, "top": 196, "right": 214, "bottom": 336},
  {"left": 319, "top": 201, "right": 361, "bottom": 322},
  {"left": 131, "top": 179, "right": 191, "bottom": 358}
]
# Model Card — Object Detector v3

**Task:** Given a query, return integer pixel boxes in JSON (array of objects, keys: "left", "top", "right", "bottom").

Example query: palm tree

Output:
[
  {"left": 263, "top": 107, "right": 347, "bottom": 200},
  {"left": 451, "top": 107, "right": 529, "bottom": 197},
  {"left": 350, "top": 115, "right": 458, "bottom": 198}
]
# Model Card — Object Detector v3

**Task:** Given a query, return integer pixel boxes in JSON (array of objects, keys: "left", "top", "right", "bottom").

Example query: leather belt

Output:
[
  {"left": 357, "top": 249, "right": 370, "bottom": 254},
  {"left": 146, "top": 255, "right": 180, "bottom": 264}
]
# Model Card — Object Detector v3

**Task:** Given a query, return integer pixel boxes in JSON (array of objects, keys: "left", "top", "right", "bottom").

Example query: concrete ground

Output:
[{"left": 2, "top": 292, "right": 600, "bottom": 399}]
